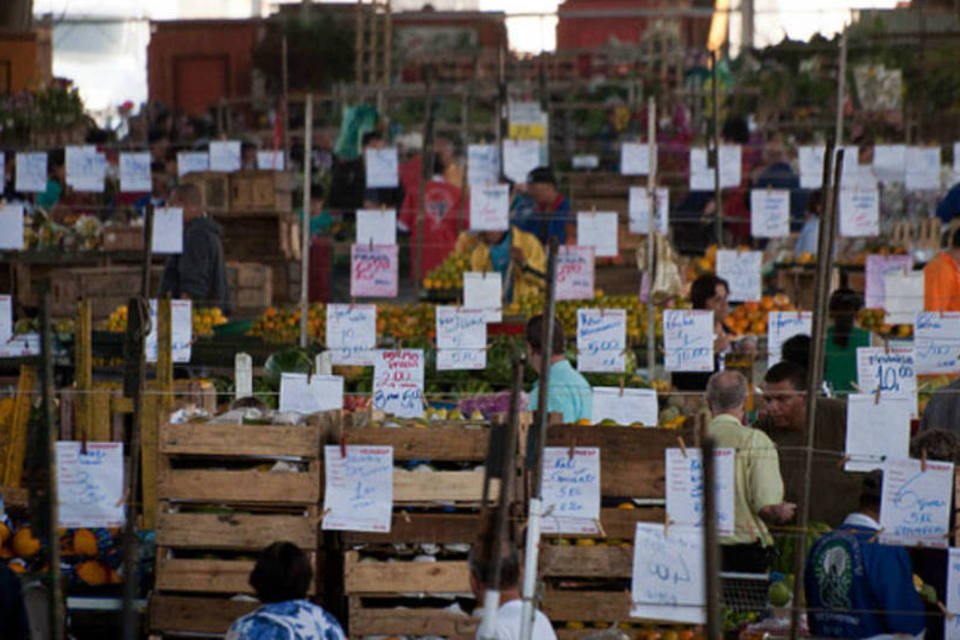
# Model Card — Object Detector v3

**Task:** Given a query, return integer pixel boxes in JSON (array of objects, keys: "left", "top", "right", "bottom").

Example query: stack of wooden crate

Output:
[
  {"left": 538, "top": 424, "right": 690, "bottom": 638},
  {"left": 149, "top": 412, "right": 334, "bottom": 637},
  {"left": 339, "top": 414, "right": 514, "bottom": 639}
]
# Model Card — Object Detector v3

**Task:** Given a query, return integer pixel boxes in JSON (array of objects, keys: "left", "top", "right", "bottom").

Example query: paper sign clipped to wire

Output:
[
  {"left": 576, "top": 308, "right": 626, "bottom": 373},
  {"left": 715, "top": 249, "right": 762, "bottom": 303},
  {"left": 435, "top": 306, "right": 487, "bottom": 371},
  {"left": 856, "top": 347, "right": 918, "bottom": 417},
  {"left": 322, "top": 445, "right": 393, "bottom": 533},
  {"left": 628, "top": 187, "right": 670, "bottom": 235},
  {"left": 145, "top": 299, "right": 192, "bottom": 363},
  {"left": 119, "top": 152, "right": 152, "bottom": 193},
  {"left": 879, "top": 457, "right": 953, "bottom": 548},
  {"left": 372, "top": 349, "right": 425, "bottom": 418},
  {"left": 630, "top": 523, "right": 705, "bottom": 623},
  {"left": 945, "top": 548, "right": 960, "bottom": 639},
  {"left": 463, "top": 271, "right": 502, "bottom": 323},
  {"left": 844, "top": 393, "right": 912, "bottom": 472},
  {"left": 57, "top": 442, "right": 125, "bottom": 529},
  {"left": 914, "top": 312, "right": 960, "bottom": 375},
  {"left": 350, "top": 245, "right": 399, "bottom": 298},
  {"left": 326, "top": 304, "right": 377, "bottom": 366},
  {"left": 555, "top": 245, "right": 595, "bottom": 301},
  {"left": 365, "top": 147, "right": 400, "bottom": 188},
  {"left": 591, "top": 387, "right": 658, "bottom": 427},
  {"left": 541, "top": 447, "right": 601, "bottom": 535},
  {"left": 663, "top": 310, "right": 714, "bottom": 372},
  {"left": 0, "top": 205, "right": 24, "bottom": 251},
  {"left": 279, "top": 373, "right": 343, "bottom": 414},
  {"left": 665, "top": 447, "right": 736, "bottom": 536},
  {"left": 469, "top": 183, "right": 510, "bottom": 232},
  {"left": 767, "top": 311, "right": 812, "bottom": 365},
  {"left": 577, "top": 211, "right": 619, "bottom": 258},
  {"left": 621, "top": 142, "right": 653, "bottom": 176},
  {"left": 356, "top": 209, "right": 397, "bottom": 246},
  {"left": 749, "top": 189, "right": 790, "bottom": 238},
  {"left": 209, "top": 140, "right": 242, "bottom": 173}
]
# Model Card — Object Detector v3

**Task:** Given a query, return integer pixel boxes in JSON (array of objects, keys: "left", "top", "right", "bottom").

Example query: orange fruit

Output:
[
  {"left": 76, "top": 560, "right": 109, "bottom": 586},
  {"left": 73, "top": 529, "right": 98, "bottom": 557},
  {"left": 12, "top": 527, "right": 40, "bottom": 558}
]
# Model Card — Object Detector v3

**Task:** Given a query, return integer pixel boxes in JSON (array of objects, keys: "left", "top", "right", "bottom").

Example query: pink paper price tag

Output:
[{"left": 351, "top": 244, "right": 399, "bottom": 298}]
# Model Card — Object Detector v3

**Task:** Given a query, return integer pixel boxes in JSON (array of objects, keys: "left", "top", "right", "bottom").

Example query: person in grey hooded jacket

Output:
[{"left": 159, "top": 182, "right": 229, "bottom": 312}]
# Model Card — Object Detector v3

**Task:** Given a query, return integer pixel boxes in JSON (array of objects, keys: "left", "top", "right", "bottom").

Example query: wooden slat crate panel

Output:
[
  {"left": 160, "top": 468, "right": 320, "bottom": 505},
  {"left": 541, "top": 589, "right": 633, "bottom": 622},
  {"left": 545, "top": 426, "right": 694, "bottom": 498},
  {"left": 393, "top": 469, "right": 493, "bottom": 503},
  {"left": 342, "top": 513, "right": 482, "bottom": 545},
  {"left": 161, "top": 423, "right": 321, "bottom": 458},
  {"left": 156, "top": 557, "right": 317, "bottom": 595},
  {"left": 348, "top": 605, "right": 477, "bottom": 639},
  {"left": 344, "top": 552, "right": 471, "bottom": 594},
  {"left": 342, "top": 426, "right": 490, "bottom": 461},
  {"left": 540, "top": 545, "right": 633, "bottom": 578},
  {"left": 149, "top": 595, "right": 259, "bottom": 635},
  {"left": 156, "top": 512, "right": 317, "bottom": 551}
]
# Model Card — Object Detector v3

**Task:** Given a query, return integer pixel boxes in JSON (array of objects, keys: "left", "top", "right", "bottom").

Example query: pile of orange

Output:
[
  {"left": 248, "top": 304, "right": 325, "bottom": 344},
  {"left": 723, "top": 293, "right": 795, "bottom": 336}
]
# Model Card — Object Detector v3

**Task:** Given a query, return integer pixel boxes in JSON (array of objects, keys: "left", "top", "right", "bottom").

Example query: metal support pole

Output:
[
  {"left": 414, "top": 70, "right": 435, "bottom": 291},
  {"left": 299, "top": 94, "right": 314, "bottom": 349},
  {"left": 702, "top": 437, "right": 720, "bottom": 640},
  {"left": 520, "top": 237, "right": 559, "bottom": 640},
  {"left": 282, "top": 34, "right": 291, "bottom": 166},
  {"left": 789, "top": 144, "right": 841, "bottom": 640},
  {"left": 711, "top": 50, "right": 723, "bottom": 247},
  {"left": 835, "top": 29, "right": 848, "bottom": 147},
  {"left": 645, "top": 97, "right": 657, "bottom": 379}
]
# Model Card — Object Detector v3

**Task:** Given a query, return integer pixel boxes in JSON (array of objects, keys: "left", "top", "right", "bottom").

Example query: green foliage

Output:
[{"left": 253, "top": 13, "right": 355, "bottom": 93}]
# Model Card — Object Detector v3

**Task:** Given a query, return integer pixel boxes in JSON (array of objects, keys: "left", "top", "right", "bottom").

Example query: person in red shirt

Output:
[{"left": 399, "top": 155, "right": 466, "bottom": 279}]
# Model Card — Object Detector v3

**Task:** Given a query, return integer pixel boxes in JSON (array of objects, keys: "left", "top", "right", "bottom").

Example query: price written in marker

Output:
[{"left": 322, "top": 445, "right": 394, "bottom": 533}]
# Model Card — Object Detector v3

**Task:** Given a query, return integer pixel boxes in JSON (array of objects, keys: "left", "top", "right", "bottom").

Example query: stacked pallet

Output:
[
  {"left": 149, "top": 412, "right": 335, "bottom": 637},
  {"left": 339, "top": 414, "right": 517, "bottom": 639},
  {"left": 538, "top": 424, "right": 692, "bottom": 638}
]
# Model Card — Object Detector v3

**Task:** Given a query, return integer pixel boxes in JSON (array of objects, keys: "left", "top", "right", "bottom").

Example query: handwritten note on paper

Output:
[
  {"left": 555, "top": 245, "right": 595, "bottom": 301},
  {"left": 365, "top": 147, "right": 400, "bottom": 188},
  {"left": 688, "top": 147, "right": 713, "bottom": 191},
  {"left": 0, "top": 333, "right": 39, "bottom": 358},
  {"left": 541, "top": 447, "right": 601, "bottom": 534},
  {"left": 463, "top": 271, "right": 503, "bottom": 322},
  {"left": 577, "top": 308, "right": 627, "bottom": 373},
  {"left": 715, "top": 250, "right": 762, "bottom": 302},
  {"left": 356, "top": 209, "right": 397, "bottom": 246},
  {"left": 767, "top": 311, "right": 812, "bottom": 364},
  {"left": 322, "top": 445, "right": 393, "bottom": 533},
  {"left": 750, "top": 189, "right": 791, "bottom": 238},
  {"left": 883, "top": 271, "right": 924, "bottom": 325},
  {"left": 177, "top": 151, "right": 209, "bottom": 177},
  {"left": 256, "top": 150, "right": 285, "bottom": 171},
  {"left": 467, "top": 144, "right": 500, "bottom": 186},
  {"left": 502, "top": 139, "right": 541, "bottom": 184},
  {"left": 719, "top": 145, "right": 743, "bottom": 188},
  {"left": 0, "top": 295, "right": 11, "bottom": 343},
  {"left": 873, "top": 144, "right": 906, "bottom": 183},
  {"left": 279, "top": 373, "right": 344, "bottom": 414},
  {"left": 621, "top": 142, "right": 653, "bottom": 176},
  {"left": 350, "top": 245, "right": 399, "bottom": 298},
  {"left": 469, "top": 183, "right": 510, "bottom": 231},
  {"left": 66, "top": 145, "right": 98, "bottom": 191},
  {"left": 844, "top": 393, "right": 912, "bottom": 472},
  {"left": 151, "top": 207, "right": 183, "bottom": 254},
  {"left": 799, "top": 145, "right": 826, "bottom": 189},
  {"left": 663, "top": 310, "right": 714, "bottom": 372},
  {"left": 209, "top": 140, "right": 242, "bottom": 172},
  {"left": 946, "top": 549, "right": 960, "bottom": 640},
  {"left": 15, "top": 152, "right": 48, "bottom": 192},
  {"left": 572, "top": 155, "right": 599, "bottom": 170},
  {"left": 146, "top": 299, "right": 193, "bottom": 363},
  {"left": 577, "top": 211, "right": 619, "bottom": 258},
  {"left": 905, "top": 146, "right": 942, "bottom": 191},
  {"left": 665, "top": 448, "right": 735, "bottom": 536},
  {"left": 0, "top": 205, "right": 24, "bottom": 251},
  {"left": 879, "top": 457, "right": 953, "bottom": 548},
  {"left": 839, "top": 189, "right": 880, "bottom": 237},
  {"left": 373, "top": 349, "right": 425, "bottom": 418},
  {"left": 326, "top": 304, "right": 377, "bottom": 366},
  {"left": 628, "top": 187, "right": 670, "bottom": 235},
  {"left": 591, "top": 387, "right": 658, "bottom": 427},
  {"left": 630, "top": 523, "right": 705, "bottom": 624},
  {"left": 436, "top": 306, "right": 487, "bottom": 371},
  {"left": 119, "top": 152, "right": 152, "bottom": 192},
  {"left": 56, "top": 441, "right": 125, "bottom": 529},
  {"left": 915, "top": 312, "right": 960, "bottom": 375},
  {"left": 864, "top": 255, "right": 913, "bottom": 309},
  {"left": 856, "top": 347, "right": 918, "bottom": 417}
]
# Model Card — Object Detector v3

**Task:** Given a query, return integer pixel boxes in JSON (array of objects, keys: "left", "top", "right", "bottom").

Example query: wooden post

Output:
[
  {"left": 74, "top": 299, "right": 93, "bottom": 442},
  {"left": 702, "top": 437, "right": 720, "bottom": 640},
  {"left": 711, "top": 50, "right": 723, "bottom": 247},
  {"left": 2, "top": 365, "right": 35, "bottom": 487},
  {"left": 300, "top": 94, "right": 314, "bottom": 349}
]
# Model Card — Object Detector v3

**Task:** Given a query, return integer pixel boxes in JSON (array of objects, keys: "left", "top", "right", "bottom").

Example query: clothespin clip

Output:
[
  {"left": 851, "top": 382, "right": 864, "bottom": 393},
  {"left": 594, "top": 518, "right": 607, "bottom": 538},
  {"left": 838, "top": 454, "right": 851, "bottom": 469},
  {"left": 340, "top": 430, "right": 347, "bottom": 458},
  {"left": 936, "top": 601, "right": 952, "bottom": 620},
  {"left": 568, "top": 437, "right": 578, "bottom": 460},
  {"left": 921, "top": 448, "right": 928, "bottom": 472},
  {"left": 321, "top": 508, "right": 331, "bottom": 517},
  {"left": 401, "top": 509, "right": 412, "bottom": 524},
  {"left": 663, "top": 515, "right": 672, "bottom": 536},
  {"left": 874, "top": 385, "right": 882, "bottom": 405},
  {"left": 867, "top": 527, "right": 885, "bottom": 543},
  {"left": 115, "top": 487, "right": 130, "bottom": 509},
  {"left": 619, "top": 377, "right": 625, "bottom": 397},
  {"left": 883, "top": 335, "right": 890, "bottom": 354},
  {"left": 80, "top": 431, "right": 88, "bottom": 455},
  {"left": 368, "top": 236, "right": 374, "bottom": 250},
  {"left": 677, "top": 436, "right": 688, "bottom": 458}
]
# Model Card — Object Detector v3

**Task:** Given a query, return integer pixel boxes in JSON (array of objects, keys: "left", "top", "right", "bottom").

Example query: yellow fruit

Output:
[
  {"left": 12, "top": 527, "right": 40, "bottom": 558},
  {"left": 73, "top": 529, "right": 98, "bottom": 557},
  {"left": 76, "top": 560, "right": 109, "bottom": 586},
  {"left": 0, "top": 521, "right": 10, "bottom": 546},
  {"left": 576, "top": 418, "right": 593, "bottom": 426}
]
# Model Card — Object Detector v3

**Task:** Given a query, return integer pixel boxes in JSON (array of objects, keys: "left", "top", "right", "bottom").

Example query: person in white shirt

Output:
[{"left": 469, "top": 545, "right": 557, "bottom": 640}]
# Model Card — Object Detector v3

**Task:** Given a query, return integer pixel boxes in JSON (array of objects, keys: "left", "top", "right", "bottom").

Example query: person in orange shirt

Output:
[{"left": 924, "top": 226, "right": 960, "bottom": 311}]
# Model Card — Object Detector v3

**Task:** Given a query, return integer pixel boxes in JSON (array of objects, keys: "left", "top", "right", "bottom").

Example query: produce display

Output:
[
  {"left": 856, "top": 307, "right": 913, "bottom": 338},
  {"left": 422, "top": 252, "right": 471, "bottom": 291},
  {"left": 723, "top": 293, "right": 796, "bottom": 336},
  {"left": 104, "top": 304, "right": 228, "bottom": 337}
]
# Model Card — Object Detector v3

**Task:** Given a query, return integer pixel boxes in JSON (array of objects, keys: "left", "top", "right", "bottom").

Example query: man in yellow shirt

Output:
[
  {"left": 706, "top": 370, "right": 796, "bottom": 573},
  {"left": 467, "top": 227, "right": 546, "bottom": 302},
  {"left": 924, "top": 226, "right": 960, "bottom": 311}
]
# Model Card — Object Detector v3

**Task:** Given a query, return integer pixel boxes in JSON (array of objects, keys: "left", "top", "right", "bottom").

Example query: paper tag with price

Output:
[
  {"left": 322, "top": 445, "right": 393, "bottom": 533},
  {"left": 576, "top": 308, "right": 626, "bottom": 373},
  {"left": 880, "top": 457, "right": 953, "bottom": 548},
  {"left": 631, "top": 523, "right": 705, "bottom": 623},
  {"left": 856, "top": 347, "right": 918, "bottom": 417},
  {"left": 844, "top": 393, "right": 912, "bottom": 472},
  {"left": 469, "top": 183, "right": 510, "bottom": 231},
  {"left": 749, "top": 189, "right": 791, "bottom": 237},
  {"left": 541, "top": 447, "right": 601, "bottom": 534},
  {"left": 839, "top": 188, "right": 880, "bottom": 237},
  {"left": 373, "top": 349, "right": 425, "bottom": 418},
  {"left": 145, "top": 299, "right": 192, "bottom": 363},
  {"left": 555, "top": 246, "right": 595, "bottom": 301},
  {"left": 351, "top": 245, "right": 398, "bottom": 298},
  {"left": 436, "top": 306, "right": 487, "bottom": 371},
  {"left": 663, "top": 310, "right": 714, "bottom": 372},
  {"left": 665, "top": 448, "right": 735, "bottom": 536},
  {"left": 915, "top": 312, "right": 960, "bottom": 375},
  {"left": 56, "top": 441, "right": 125, "bottom": 529},
  {"left": 326, "top": 304, "right": 377, "bottom": 365}
]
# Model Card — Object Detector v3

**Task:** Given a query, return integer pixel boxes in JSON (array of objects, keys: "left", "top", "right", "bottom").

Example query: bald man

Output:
[{"left": 706, "top": 370, "right": 795, "bottom": 573}]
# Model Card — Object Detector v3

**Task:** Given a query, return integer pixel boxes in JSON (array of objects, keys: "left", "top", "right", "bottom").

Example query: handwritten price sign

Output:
[
  {"left": 839, "top": 188, "right": 880, "bottom": 237},
  {"left": 57, "top": 442, "right": 125, "bottom": 529},
  {"left": 555, "top": 246, "right": 595, "bottom": 301},
  {"left": 663, "top": 310, "right": 714, "bottom": 372},
  {"left": 326, "top": 304, "right": 377, "bottom": 366},
  {"left": 541, "top": 447, "right": 601, "bottom": 534},
  {"left": 630, "top": 523, "right": 705, "bottom": 624},
  {"left": 915, "top": 312, "right": 960, "bottom": 375},
  {"left": 322, "top": 445, "right": 394, "bottom": 533},
  {"left": 469, "top": 183, "right": 509, "bottom": 231},
  {"left": 351, "top": 245, "right": 398, "bottom": 298},
  {"left": 665, "top": 448, "right": 735, "bottom": 536},
  {"left": 373, "top": 349, "right": 425, "bottom": 418},
  {"left": 880, "top": 457, "right": 954, "bottom": 548},
  {"left": 576, "top": 308, "right": 626, "bottom": 373},
  {"left": 856, "top": 347, "right": 918, "bottom": 416}
]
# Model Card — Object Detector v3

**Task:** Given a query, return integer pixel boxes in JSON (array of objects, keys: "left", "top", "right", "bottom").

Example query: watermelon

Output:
[{"left": 263, "top": 349, "right": 313, "bottom": 389}]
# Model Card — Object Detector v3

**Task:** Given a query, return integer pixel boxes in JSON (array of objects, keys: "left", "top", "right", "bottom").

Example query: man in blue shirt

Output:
[
  {"left": 526, "top": 315, "right": 592, "bottom": 423},
  {"left": 520, "top": 168, "right": 573, "bottom": 246},
  {"left": 805, "top": 471, "right": 926, "bottom": 639}
]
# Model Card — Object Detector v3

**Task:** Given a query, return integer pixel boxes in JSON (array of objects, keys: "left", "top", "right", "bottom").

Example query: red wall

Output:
[
  {"left": 148, "top": 20, "right": 262, "bottom": 116},
  {"left": 556, "top": 0, "right": 710, "bottom": 50}
]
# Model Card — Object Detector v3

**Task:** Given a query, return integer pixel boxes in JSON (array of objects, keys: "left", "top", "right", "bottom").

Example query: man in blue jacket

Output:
[{"left": 805, "top": 470, "right": 926, "bottom": 638}]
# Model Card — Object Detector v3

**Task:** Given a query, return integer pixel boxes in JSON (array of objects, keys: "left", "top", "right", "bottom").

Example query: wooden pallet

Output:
[
  {"left": 149, "top": 412, "right": 334, "bottom": 637},
  {"left": 339, "top": 420, "right": 516, "bottom": 638}
]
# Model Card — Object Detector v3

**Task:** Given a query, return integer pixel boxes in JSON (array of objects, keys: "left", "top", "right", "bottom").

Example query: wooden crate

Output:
[
  {"left": 339, "top": 419, "right": 515, "bottom": 638},
  {"left": 226, "top": 262, "right": 274, "bottom": 313},
  {"left": 230, "top": 171, "right": 293, "bottom": 213},
  {"left": 100, "top": 225, "right": 145, "bottom": 251},
  {"left": 181, "top": 171, "right": 231, "bottom": 214},
  {"left": 48, "top": 266, "right": 163, "bottom": 319},
  {"left": 149, "top": 412, "right": 334, "bottom": 637},
  {"left": 218, "top": 215, "right": 299, "bottom": 261}
]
